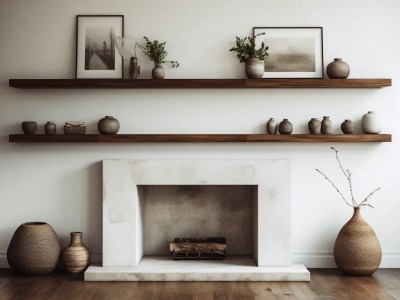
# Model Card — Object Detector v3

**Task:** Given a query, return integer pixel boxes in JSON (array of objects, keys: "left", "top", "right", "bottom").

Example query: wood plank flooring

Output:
[{"left": 0, "top": 268, "right": 399, "bottom": 300}]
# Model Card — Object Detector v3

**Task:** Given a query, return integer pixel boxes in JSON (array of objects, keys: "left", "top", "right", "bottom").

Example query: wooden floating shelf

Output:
[
  {"left": 9, "top": 78, "right": 391, "bottom": 89},
  {"left": 9, "top": 134, "right": 392, "bottom": 143}
]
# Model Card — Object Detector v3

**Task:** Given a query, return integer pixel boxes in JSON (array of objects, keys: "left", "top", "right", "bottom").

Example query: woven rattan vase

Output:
[
  {"left": 7, "top": 222, "right": 61, "bottom": 275},
  {"left": 334, "top": 207, "right": 382, "bottom": 275},
  {"left": 62, "top": 232, "right": 90, "bottom": 273}
]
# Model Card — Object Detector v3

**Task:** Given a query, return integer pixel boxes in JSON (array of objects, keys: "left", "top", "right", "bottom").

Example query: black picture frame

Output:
[
  {"left": 76, "top": 15, "right": 124, "bottom": 79},
  {"left": 253, "top": 27, "right": 324, "bottom": 79}
]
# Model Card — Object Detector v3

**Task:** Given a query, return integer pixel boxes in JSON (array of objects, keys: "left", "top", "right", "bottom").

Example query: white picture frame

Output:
[
  {"left": 253, "top": 27, "right": 324, "bottom": 79},
  {"left": 76, "top": 15, "right": 124, "bottom": 79}
]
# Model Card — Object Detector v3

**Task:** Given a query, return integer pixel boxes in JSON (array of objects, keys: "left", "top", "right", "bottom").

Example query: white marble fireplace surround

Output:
[{"left": 85, "top": 159, "right": 310, "bottom": 281}]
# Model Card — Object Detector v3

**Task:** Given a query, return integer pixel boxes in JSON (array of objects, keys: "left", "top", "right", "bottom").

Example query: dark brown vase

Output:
[
  {"left": 278, "top": 119, "right": 293, "bottom": 134},
  {"left": 7, "top": 222, "right": 61, "bottom": 275},
  {"left": 334, "top": 207, "right": 382, "bottom": 275},
  {"left": 62, "top": 232, "right": 90, "bottom": 274},
  {"left": 98, "top": 116, "right": 120, "bottom": 135},
  {"left": 341, "top": 119, "right": 355, "bottom": 134},
  {"left": 308, "top": 118, "right": 321, "bottom": 134}
]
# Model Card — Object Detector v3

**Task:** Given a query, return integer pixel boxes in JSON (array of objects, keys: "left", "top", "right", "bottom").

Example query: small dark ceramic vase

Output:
[
  {"left": 308, "top": 118, "right": 321, "bottom": 134},
  {"left": 245, "top": 57, "right": 264, "bottom": 79},
  {"left": 45, "top": 121, "right": 56, "bottom": 135},
  {"left": 321, "top": 116, "right": 332, "bottom": 134},
  {"left": 22, "top": 121, "right": 37, "bottom": 135},
  {"left": 98, "top": 116, "right": 120, "bottom": 135},
  {"left": 152, "top": 64, "right": 165, "bottom": 79},
  {"left": 278, "top": 119, "right": 293, "bottom": 135},
  {"left": 341, "top": 119, "right": 355, "bottom": 134},
  {"left": 266, "top": 118, "right": 278, "bottom": 134},
  {"left": 327, "top": 58, "right": 350, "bottom": 79}
]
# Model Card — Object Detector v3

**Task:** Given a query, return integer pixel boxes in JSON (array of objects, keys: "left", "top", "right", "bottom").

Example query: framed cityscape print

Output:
[
  {"left": 76, "top": 15, "right": 124, "bottom": 78},
  {"left": 253, "top": 27, "right": 324, "bottom": 78}
]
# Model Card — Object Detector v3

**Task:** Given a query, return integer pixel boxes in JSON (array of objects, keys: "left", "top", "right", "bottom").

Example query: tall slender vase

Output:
[
  {"left": 62, "top": 232, "right": 90, "bottom": 274},
  {"left": 334, "top": 207, "right": 382, "bottom": 275}
]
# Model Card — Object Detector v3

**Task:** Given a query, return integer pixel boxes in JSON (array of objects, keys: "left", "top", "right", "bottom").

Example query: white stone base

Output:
[{"left": 84, "top": 256, "right": 310, "bottom": 281}]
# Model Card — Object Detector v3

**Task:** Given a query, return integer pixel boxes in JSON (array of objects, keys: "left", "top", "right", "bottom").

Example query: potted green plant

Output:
[
  {"left": 229, "top": 32, "right": 269, "bottom": 79},
  {"left": 316, "top": 147, "right": 382, "bottom": 275},
  {"left": 137, "top": 36, "right": 180, "bottom": 79}
]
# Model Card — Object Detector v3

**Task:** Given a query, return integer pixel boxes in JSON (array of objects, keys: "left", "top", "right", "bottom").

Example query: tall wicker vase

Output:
[
  {"left": 62, "top": 232, "right": 90, "bottom": 273},
  {"left": 334, "top": 207, "right": 382, "bottom": 275},
  {"left": 7, "top": 222, "right": 61, "bottom": 275}
]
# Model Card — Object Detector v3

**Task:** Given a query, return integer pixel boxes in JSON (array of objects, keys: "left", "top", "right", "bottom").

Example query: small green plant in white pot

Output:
[
  {"left": 229, "top": 32, "right": 268, "bottom": 79},
  {"left": 137, "top": 36, "right": 180, "bottom": 79}
]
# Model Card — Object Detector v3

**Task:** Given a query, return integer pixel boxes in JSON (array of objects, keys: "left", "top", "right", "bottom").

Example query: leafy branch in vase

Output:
[{"left": 315, "top": 147, "right": 380, "bottom": 208}]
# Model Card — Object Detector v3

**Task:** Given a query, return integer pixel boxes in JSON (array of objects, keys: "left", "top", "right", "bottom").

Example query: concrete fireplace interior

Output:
[{"left": 85, "top": 159, "right": 310, "bottom": 281}]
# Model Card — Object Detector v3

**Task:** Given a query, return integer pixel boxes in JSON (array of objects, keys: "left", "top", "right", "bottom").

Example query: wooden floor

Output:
[{"left": 0, "top": 268, "right": 399, "bottom": 300}]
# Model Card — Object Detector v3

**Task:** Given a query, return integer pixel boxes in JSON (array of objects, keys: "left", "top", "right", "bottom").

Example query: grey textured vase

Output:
[
  {"left": 362, "top": 111, "right": 382, "bottom": 134},
  {"left": 45, "top": 121, "right": 56, "bottom": 135},
  {"left": 278, "top": 119, "right": 293, "bottom": 135},
  {"left": 245, "top": 57, "right": 264, "bottom": 79},
  {"left": 98, "top": 116, "right": 120, "bottom": 135},
  {"left": 327, "top": 58, "right": 350, "bottom": 79},
  {"left": 152, "top": 64, "right": 165, "bottom": 79},
  {"left": 22, "top": 121, "right": 37, "bottom": 135},
  {"left": 308, "top": 118, "right": 321, "bottom": 134},
  {"left": 266, "top": 118, "right": 278, "bottom": 134},
  {"left": 341, "top": 119, "right": 355, "bottom": 134},
  {"left": 321, "top": 116, "right": 332, "bottom": 134}
]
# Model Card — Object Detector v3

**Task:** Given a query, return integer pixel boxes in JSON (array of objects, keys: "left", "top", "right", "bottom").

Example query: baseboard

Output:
[
  {"left": 2, "top": 252, "right": 400, "bottom": 269},
  {"left": 293, "top": 253, "right": 400, "bottom": 268}
]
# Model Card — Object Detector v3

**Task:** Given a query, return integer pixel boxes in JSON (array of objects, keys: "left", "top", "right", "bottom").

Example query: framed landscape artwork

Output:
[
  {"left": 253, "top": 27, "right": 324, "bottom": 78},
  {"left": 76, "top": 15, "right": 124, "bottom": 79}
]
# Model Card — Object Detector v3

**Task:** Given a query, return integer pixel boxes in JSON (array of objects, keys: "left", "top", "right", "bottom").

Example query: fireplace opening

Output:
[{"left": 139, "top": 185, "right": 257, "bottom": 258}]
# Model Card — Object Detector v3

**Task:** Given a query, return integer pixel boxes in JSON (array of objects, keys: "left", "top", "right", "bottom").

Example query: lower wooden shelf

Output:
[{"left": 8, "top": 134, "right": 392, "bottom": 143}]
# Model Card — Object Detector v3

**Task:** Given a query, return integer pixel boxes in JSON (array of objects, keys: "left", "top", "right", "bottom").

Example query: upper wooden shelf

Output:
[
  {"left": 9, "top": 134, "right": 392, "bottom": 143},
  {"left": 8, "top": 78, "right": 392, "bottom": 89}
]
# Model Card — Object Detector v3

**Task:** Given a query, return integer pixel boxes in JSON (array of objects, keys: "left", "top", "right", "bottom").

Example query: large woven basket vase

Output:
[
  {"left": 7, "top": 222, "right": 61, "bottom": 275},
  {"left": 62, "top": 232, "right": 90, "bottom": 273},
  {"left": 334, "top": 207, "right": 382, "bottom": 275}
]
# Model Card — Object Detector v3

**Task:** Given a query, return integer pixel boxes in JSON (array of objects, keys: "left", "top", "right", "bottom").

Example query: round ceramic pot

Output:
[
  {"left": 362, "top": 111, "right": 382, "bottom": 134},
  {"left": 278, "top": 119, "right": 293, "bottom": 135},
  {"left": 308, "top": 118, "right": 321, "bottom": 134},
  {"left": 245, "top": 57, "right": 264, "bottom": 79},
  {"left": 7, "top": 222, "right": 61, "bottom": 275},
  {"left": 321, "top": 116, "right": 332, "bottom": 134},
  {"left": 22, "top": 121, "right": 37, "bottom": 135},
  {"left": 152, "top": 64, "right": 165, "bottom": 79},
  {"left": 266, "top": 118, "right": 278, "bottom": 134},
  {"left": 45, "top": 121, "right": 56, "bottom": 135},
  {"left": 334, "top": 207, "right": 382, "bottom": 275},
  {"left": 327, "top": 58, "right": 350, "bottom": 79},
  {"left": 62, "top": 232, "right": 90, "bottom": 274},
  {"left": 98, "top": 116, "right": 120, "bottom": 135},
  {"left": 341, "top": 119, "right": 355, "bottom": 134}
]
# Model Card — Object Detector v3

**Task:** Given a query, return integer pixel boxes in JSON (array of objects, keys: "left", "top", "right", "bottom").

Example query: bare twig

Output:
[{"left": 316, "top": 147, "right": 380, "bottom": 208}]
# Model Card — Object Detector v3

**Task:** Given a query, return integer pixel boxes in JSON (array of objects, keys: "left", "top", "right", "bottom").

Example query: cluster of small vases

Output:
[
  {"left": 266, "top": 118, "right": 293, "bottom": 135},
  {"left": 266, "top": 112, "right": 382, "bottom": 135},
  {"left": 21, "top": 121, "right": 56, "bottom": 135}
]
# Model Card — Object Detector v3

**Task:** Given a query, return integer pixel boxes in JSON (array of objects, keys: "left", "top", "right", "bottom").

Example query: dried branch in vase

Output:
[{"left": 316, "top": 147, "right": 380, "bottom": 208}]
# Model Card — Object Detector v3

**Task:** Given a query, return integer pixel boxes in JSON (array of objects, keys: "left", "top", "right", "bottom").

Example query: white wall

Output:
[{"left": 0, "top": 0, "right": 399, "bottom": 268}]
